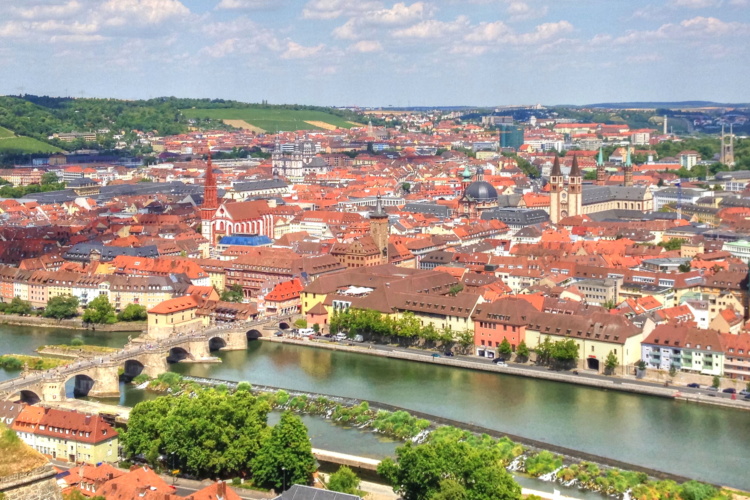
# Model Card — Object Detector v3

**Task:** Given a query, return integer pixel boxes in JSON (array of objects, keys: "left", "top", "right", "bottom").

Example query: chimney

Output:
[
  {"left": 111, "top": 483, "right": 117, "bottom": 491},
  {"left": 217, "top": 481, "right": 227, "bottom": 498}
]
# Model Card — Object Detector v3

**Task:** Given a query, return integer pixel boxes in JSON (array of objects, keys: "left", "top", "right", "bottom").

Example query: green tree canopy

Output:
[
  {"left": 327, "top": 466, "right": 363, "bottom": 496},
  {"left": 515, "top": 341, "right": 530, "bottom": 362},
  {"left": 117, "top": 303, "right": 147, "bottom": 322},
  {"left": 220, "top": 284, "right": 244, "bottom": 303},
  {"left": 378, "top": 433, "right": 522, "bottom": 500},
  {"left": 2, "top": 297, "right": 32, "bottom": 316},
  {"left": 123, "top": 390, "right": 272, "bottom": 478},
  {"left": 42, "top": 295, "right": 79, "bottom": 320},
  {"left": 251, "top": 411, "right": 316, "bottom": 491},
  {"left": 498, "top": 338, "right": 512, "bottom": 357},
  {"left": 82, "top": 295, "right": 117, "bottom": 324},
  {"left": 604, "top": 351, "right": 619, "bottom": 375}
]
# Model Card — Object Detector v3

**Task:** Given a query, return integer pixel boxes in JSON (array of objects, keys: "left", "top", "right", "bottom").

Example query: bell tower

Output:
[
  {"left": 370, "top": 195, "right": 389, "bottom": 264},
  {"left": 721, "top": 124, "right": 735, "bottom": 167},
  {"left": 596, "top": 147, "right": 606, "bottom": 185},
  {"left": 200, "top": 142, "right": 219, "bottom": 248},
  {"left": 549, "top": 155, "right": 564, "bottom": 223},
  {"left": 568, "top": 154, "right": 582, "bottom": 219},
  {"left": 624, "top": 147, "right": 634, "bottom": 187}
]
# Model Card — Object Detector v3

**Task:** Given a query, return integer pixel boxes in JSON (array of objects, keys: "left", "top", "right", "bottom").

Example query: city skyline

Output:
[{"left": 0, "top": 0, "right": 748, "bottom": 106}]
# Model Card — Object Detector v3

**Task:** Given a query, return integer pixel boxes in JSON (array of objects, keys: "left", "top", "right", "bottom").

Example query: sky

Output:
[{"left": 0, "top": 0, "right": 748, "bottom": 107}]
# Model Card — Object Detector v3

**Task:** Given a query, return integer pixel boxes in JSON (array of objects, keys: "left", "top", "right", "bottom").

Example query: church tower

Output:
[
  {"left": 568, "top": 154, "right": 583, "bottom": 218},
  {"left": 200, "top": 144, "right": 219, "bottom": 248},
  {"left": 596, "top": 147, "right": 606, "bottom": 185},
  {"left": 460, "top": 165, "right": 472, "bottom": 191},
  {"left": 370, "top": 195, "right": 389, "bottom": 264},
  {"left": 624, "top": 147, "right": 634, "bottom": 187},
  {"left": 549, "top": 155, "right": 563, "bottom": 223},
  {"left": 721, "top": 124, "right": 735, "bottom": 167}
]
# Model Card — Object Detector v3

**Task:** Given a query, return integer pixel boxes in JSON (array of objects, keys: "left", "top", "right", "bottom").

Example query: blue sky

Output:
[{"left": 0, "top": 0, "right": 748, "bottom": 106}]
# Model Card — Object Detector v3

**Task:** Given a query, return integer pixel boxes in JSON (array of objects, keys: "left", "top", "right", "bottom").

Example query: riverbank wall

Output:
[
  {"left": 0, "top": 315, "right": 145, "bottom": 333},
  {"left": 262, "top": 337, "right": 750, "bottom": 412}
]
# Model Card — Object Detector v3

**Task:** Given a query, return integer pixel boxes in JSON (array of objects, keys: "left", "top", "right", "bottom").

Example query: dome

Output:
[{"left": 464, "top": 181, "right": 498, "bottom": 201}]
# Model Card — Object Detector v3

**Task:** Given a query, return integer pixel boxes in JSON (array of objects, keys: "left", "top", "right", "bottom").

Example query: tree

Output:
[
  {"left": 43, "top": 295, "right": 79, "bottom": 320},
  {"left": 584, "top": 170, "right": 597, "bottom": 180},
  {"left": 548, "top": 339, "right": 579, "bottom": 370},
  {"left": 64, "top": 491, "right": 105, "bottom": 500},
  {"left": 712, "top": 376, "right": 721, "bottom": 389},
  {"left": 658, "top": 238, "right": 683, "bottom": 251},
  {"left": 5, "top": 297, "right": 32, "bottom": 315},
  {"left": 82, "top": 295, "right": 117, "bottom": 324},
  {"left": 679, "top": 481, "right": 718, "bottom": 500},
  {"left": 602, "top": 300, "right": 617, "bottom": 310},
  {"left": 498, "top": 338, "right": 512, "bottom": 358},
  {"left": 41, "top": 172, "right": 60, "bottom": 185},
  {"left": 251, "top": 412, "right": 316, "bottom": 491},
  {"left": 312, "top": 323, "right": 319, "bottom": 333},
  {"left": 378, "top": 436, "right": 521, "bottom": 500},
  {"left": 327, "top": 466, "right": 363, "bottom": 496},
  {"left": 220, "top": 284, "right": 244, "bottom": 303},
  {"left": 294, "top": 318, "right": 308, "bottom": 329},
  {"left": 402, "top": 182, "right": 411, "bottom": 194},
  {"left": 448, "top": 283, "right": 464, "bottom": 296},
  {"left": 515, "top": 341, "right": 529, "bottom": 363},
  {"left": 604, "top": 350, "right": 618, "bottom": 375},
  {"left": 678, "top": 262, "right": 692, "bottom": 272},
  {"left": 117, "top": 303, "right": 147, "bottom": 322}
]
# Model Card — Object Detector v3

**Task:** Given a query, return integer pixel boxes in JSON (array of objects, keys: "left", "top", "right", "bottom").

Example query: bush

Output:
[
  {"left": 70, "top": 338, "right": 84, "bottom": 347},
  {"left": 524, "top": 450, "right": 562, "bottom": 477},
  {"left": 0, "top": 356, "right": 23, "bottom": 371}
]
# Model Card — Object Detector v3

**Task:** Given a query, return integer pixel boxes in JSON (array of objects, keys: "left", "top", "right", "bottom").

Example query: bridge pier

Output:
[
  {"left": 132, "top": 351, "right": 169, "bottom": 379},
  {"left": 82, "top": 366, "right": 120, "bottom": 398},
  {"left": 208, "top": 331, "right": 248, "bottom": 351}
]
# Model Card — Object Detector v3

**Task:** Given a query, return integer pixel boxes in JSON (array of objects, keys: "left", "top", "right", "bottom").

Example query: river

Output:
[{"left": 1, "top": 327, "right": 749, "bottom": 490}]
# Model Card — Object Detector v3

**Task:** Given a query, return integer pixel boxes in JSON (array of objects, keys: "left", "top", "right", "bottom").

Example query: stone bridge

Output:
[{"left": 0, "top": 316, "right": 292, "bottom": 404}]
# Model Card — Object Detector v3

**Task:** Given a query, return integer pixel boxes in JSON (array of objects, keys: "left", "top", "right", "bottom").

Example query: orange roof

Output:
[{"left": 148, "top": 295, "right": 199, "bottom": 315}]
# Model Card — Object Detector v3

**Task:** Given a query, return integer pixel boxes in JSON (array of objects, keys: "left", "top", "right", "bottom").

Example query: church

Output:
[
  {"left": 272, "top": 139, "right": 330, "bottom": 183},
  {"left": 548, "top": 153, "right": 653, "bottom": 223},
  {"left": 459, "top": 166, "right": 499, "bottom": 218}
]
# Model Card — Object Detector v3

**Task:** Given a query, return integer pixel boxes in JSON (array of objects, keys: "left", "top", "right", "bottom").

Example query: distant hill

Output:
[{"left": 583, "top": 101, "right": 750, "bottom": 109}]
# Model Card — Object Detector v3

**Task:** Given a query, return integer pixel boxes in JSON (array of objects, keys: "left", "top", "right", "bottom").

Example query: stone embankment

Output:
[
  {"left": 0, "top": 315, "right": 145, "bottom": 332},
  {"left": 262, "top": 337, "right": 750, "bottom": 412}
]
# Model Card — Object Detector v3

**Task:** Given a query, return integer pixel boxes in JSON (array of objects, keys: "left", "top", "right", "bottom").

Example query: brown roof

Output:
[
  {"left": 644, "top": 322, "right": 723, "bottom": 351},
  {"left": 13, "top": 407, "right": 117, "bottom": 445}
]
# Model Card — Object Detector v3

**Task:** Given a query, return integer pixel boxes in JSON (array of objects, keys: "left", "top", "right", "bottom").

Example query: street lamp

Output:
[{"left": 281, "top": 466, "right": 287, "bottom": 492}]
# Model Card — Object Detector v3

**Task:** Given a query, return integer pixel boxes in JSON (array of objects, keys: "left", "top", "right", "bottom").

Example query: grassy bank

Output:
[{"left": 0, "top": 354, "right": 68, "bottom": 371}]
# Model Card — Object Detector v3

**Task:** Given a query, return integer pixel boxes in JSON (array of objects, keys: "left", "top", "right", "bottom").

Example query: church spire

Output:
[
  {"left": 550, "top": 154, "right": 562, "bottom": 177},
  {"left": 596, "top": 147, "right": 606, "bottom": 185},
  {"left": 202, "top": 141, "right": 218, "bottom": 210},
  {"left": 569, "top": 154, "right": 581, "bottom": 178},
  {"left": 623, "top": 146, "right": 634, "bottom": 187}
]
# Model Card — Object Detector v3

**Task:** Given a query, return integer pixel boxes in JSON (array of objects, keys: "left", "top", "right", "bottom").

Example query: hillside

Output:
[
  {"left": 0, "top": 424, "right": 48, "bottom": 476},
  {"left": 584, "top": 101, "right": 750, "bottom": 109},
  {"left": 0, "top": 126, "right": 64, "bottom": 154},
  {"left": 181, "top": 106, "right": 363, "bottom": 132}
]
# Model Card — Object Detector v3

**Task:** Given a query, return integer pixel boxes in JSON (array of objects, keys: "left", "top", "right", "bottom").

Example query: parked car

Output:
[
  {"left": 444, "top": 351, "right": 455, "bottom": 357},
  {"left": 722, "top": 388, "right": 737, "bottom": 394},
  {"left": 353, "top": 334, "right": 364, "bottom": 342},
  {"left": 494, "top": 361, "right": 508, "bottom": 367},
  {"left": 273, "top": 331, "right": 283, "bottom": 337},
  {"left": 707, "top": 386, "right": 718, "bottom": 392},
  {"left": 335, "top": 332, "right": 348, "bottom": 341},
  {"left": 686, "top": 383, "right": 700, "bottom": 388},
  {"left": 431, "top": 353, "right": 441, "bottom": 358},
  {"left": 492, "top": 357, "right": 506, "bottom": 364},
  {"left": 740, "top": 389, "right": 750, "bottom": 396}
]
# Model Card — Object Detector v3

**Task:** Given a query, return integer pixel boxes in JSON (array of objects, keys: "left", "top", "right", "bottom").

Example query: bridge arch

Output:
[
  {"left": 167, "top": 347, "right": 194, "bottom": 363},
  {"left": 122, "top": 359, "right": 145, "bottom": 382},
  {"left": 64, "top": 374, "right": 96, "bottom": 398},
  {"left": 208, "top": 337, "right": 227, "bottom": 352},
  {"left": 246, "top": 329, "right": 263, "bottom": 341},
  {"left": 7, "top": 390, "right": 42, "bottom": 405},
  {"left": 279, "top": 321, "right": 291, "bottom": 331}
]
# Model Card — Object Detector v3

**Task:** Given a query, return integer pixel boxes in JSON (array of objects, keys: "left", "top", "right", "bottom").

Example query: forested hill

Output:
[{"left": 0, "top": 95, "right": 365, "bottom": 144}]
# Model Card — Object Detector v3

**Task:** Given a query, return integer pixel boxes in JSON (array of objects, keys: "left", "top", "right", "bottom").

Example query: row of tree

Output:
[
  {"left": 122, "top": 388, "right": 316, "bottom": 490},
  {"left": 329, "top": 308, "right": 474, "bottom": 349},
  {"left": 0, "top": 295, "right": 146, "bottom": 323}
]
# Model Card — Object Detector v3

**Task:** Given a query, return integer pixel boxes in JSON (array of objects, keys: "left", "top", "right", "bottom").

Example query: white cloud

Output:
[
  {"left": 281, "top": 41, "right": 324, "bottom": 59},
  {"left": 216, "top": 0, "right": 279, "bottom": 8},
  {"left": 465, "top": 20, "right": 512, "bottom": 43},
  {"left": 100, "top": 0, "right": 190, "bottom": 25},
  {"left": 302, "top": 0, "right": 382, "bottom": 20},
  {"left": 14, "top": 1, "right": 83, "bottom": 20},
  {"left": 350, "top": 40, "right": 383, "bottom": 52},
  {"left": 392, "top": 16, "right": 470, "bottom": 39},
  {"left": 332, "top": 2, "right": 433, "bottom": 40},
  {"left": 507, "top": 2, "right": 548, "bottom": 22},
  {"left": 626, "top": 53, "right": 663, "bottom": 63},
  {"left": 464, "top": 19, "right": 573, "bottom": 45},
  {"left": 669, "top": 0, "right": 721, "bottom": 7},
  {"left": 615, "top": 16, "right": 749, "bottom": 44}
]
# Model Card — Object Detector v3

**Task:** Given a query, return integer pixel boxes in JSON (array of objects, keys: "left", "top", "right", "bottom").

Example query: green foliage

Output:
[
  {"left": 182, "top": 106, "right": 360, "bottom": 132},
  {"left": 524, "top": 450, "right": 562, "bottom": 477},
  {"left": 251, "top": 412, "right": 316, "bottom": 491},
  {"left": 82, "top": 295, "right": 117, "bottom": 324},
  {"left": 132, "top": 374, "right": 151, "bottom": 385},
  {"left": 584, "top": 170, "right": 598, "bottom": 180},
  {"left": 498, "top": 338, "right": 512, "bottom": 357},
  {"left": 70, "top": 338, "right": 84, "bottom": 347},
  {"left": 40, "top": 172, "right": 59, "bottom": 185},
  {"left": 604, "top": 350, "right": 619, "bottom": 375},
  {"left": 117, "top": 303, "right": 147, "bottom": 322},
  {"left": 123, "top": 390, "right": 272, "bottom": 478},
  {"left": 220, "top": 284, "right": 244, "bottom": 303},
  {"left": 64, "top": 490, "right": 106, "bottom": 500},
  {"left": 378, "top": 433, "right": 522, "bottom": 500},
  {"left": 42, "top": 295, "right": 79, "bottom": 320},
  {"left": 679, "top": 481, "right": 719, "bottom": 500},
  {"left": 327, "top": 466, "right": 363, "bottom": 496},
  {"left": 448, "top": 284, "right": 464, "bottom": 296},
  {"left": 712, "top": 376, "right": 720, "bottom": 389},
  {"left": 330, "top": 308, "right": 458, "bottom": 346},
  {"left": 0, "top": 297, "right": 32, "bottom": 316},
  {"left": 669, "top": 364, "right": 678, "bottom": 379},
  {"left": 294, "top": 318, "right": 308, "bottom": 328},
  {"left": 372, "top": 411, "right": 430, "bottom": 440},
  {"left": 678, "top": 262, "right": 692, "bottom": 272},
  {"left": 658, "top": 238, "right": 683, "bottom": 251},
  {"left": 515, "top": 341, "right": 529, "bottom": 362},
  {"left": 237, "top": 381, "right": 252, "bottom": 392},
  {"left": 534, "top": 337, "right": 579, "bottom": 369},
  {"left": 0, "top": 356, "right": 23, "bottom": 371}
]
